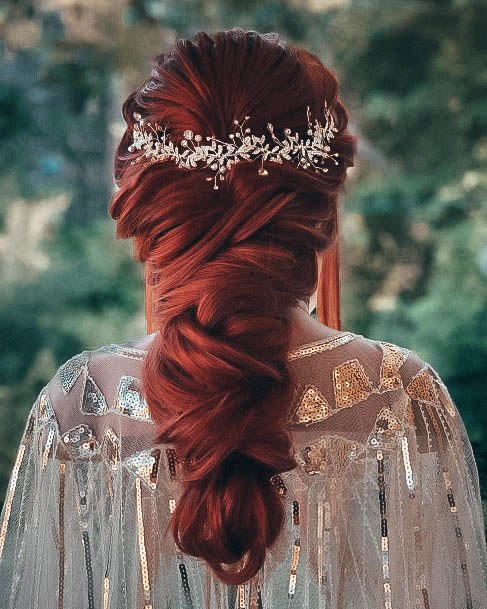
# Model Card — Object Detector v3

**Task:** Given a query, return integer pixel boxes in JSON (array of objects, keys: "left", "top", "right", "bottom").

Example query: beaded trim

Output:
[{"left": 135, "top": 478, "right": 153, "bottom": 609}]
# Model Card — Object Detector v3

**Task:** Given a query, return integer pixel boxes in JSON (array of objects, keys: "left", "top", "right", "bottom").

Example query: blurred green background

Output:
[{"left": 0, "top": 0, "right": 486, "bottom": 528}]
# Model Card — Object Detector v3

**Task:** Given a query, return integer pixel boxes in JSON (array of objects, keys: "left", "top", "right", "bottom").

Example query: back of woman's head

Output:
[{"left": 110, "top": 28, "right": 356, "bottom": 584}]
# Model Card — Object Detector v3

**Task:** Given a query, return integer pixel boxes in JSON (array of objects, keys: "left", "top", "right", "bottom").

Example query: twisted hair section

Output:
[{"left": 109, "top": 28, "right": 356, "bottom": 584}]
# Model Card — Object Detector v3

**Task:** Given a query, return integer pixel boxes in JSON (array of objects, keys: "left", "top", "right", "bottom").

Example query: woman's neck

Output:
[{"left": 287, "top": 299, "right": 341, "bottom": 349}]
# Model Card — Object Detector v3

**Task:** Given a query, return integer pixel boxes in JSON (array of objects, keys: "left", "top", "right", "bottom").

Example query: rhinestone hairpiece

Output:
[{"left": 128, "top": 104, "right": 339, "bottom": 190}]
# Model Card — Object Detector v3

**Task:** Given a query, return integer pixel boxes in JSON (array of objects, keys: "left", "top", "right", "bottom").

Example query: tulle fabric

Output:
[{"left": 0, "top": 329, "right": 486, "bottom": 608}]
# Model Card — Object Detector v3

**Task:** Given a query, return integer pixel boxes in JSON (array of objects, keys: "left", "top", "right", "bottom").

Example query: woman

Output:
[{"left": 0, "top": 28, "right": 486, "bottom": 609}]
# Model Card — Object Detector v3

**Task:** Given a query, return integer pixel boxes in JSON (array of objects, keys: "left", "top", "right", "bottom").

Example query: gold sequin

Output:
[
  {"left": 435, "top": 380, "right": 456, "bottom": 418},
  {"left": 333, "top": 359, "right": 372, "bottom": 407},
  {"left": 37, "top": 390, "right": 54, "bottom": 424},
  {"left": 0, "top": 443, "right": 26, "bottom": 560},
  {"left": 369, "top": 407, "right": 402, "bottom": 450},
  {"left": 287, "top": 332, "right": 356, "bottom": 360},
  {"left": 270, "top": 474, "right": 287, "bottom": 497},
  {"left": 406, "top": 368, "right": 438, "bottom": 403},
  {"left": 166, "top": 447, "right": 178, "bottom": 481},
  {"left": 300, "top": 439, "right": 327, "bottom": 475},
  {"left": 404, "top": 398, "right": 416, "bottom": 428},
  {"left": 374, "top": 407, "right": 402, "bottom": 438},
  {"left": 292, "top": 385, "right": 330, "bottom": 425},
  {"left": 238, "top": 583, "right": 246, "bottom": 608},
  {"left": 249, "top": 576, "right": 260, "bottom": 609},
  {"left": 425, "top": 403, "right": 446, "bottom": 453},
  {"left": 379, "top": 342, "right": 407, "bottom": 390},
  {"left": 288, "top": 541, "right": 301, "bottom": 597},
  {"left": 377, "top": 450, "right": 392, "bottom": 609},
  {"left": 42, "top": 422, "right": 57, "bottom": 470},
  {"left": 135, "top": 478, "right": 152, "bottom": 606},
  {"left": 442, "top": 468, "right": 474, "bottom": 608},
  {"left": 289, "top": 500, "right": 301, "bottom": 597},
  {"left": 101, "top": 428, "right": 120, "bottom": 471}
]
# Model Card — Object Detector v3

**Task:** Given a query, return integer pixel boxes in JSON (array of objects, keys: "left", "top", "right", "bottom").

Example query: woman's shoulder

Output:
[
  {"left": 287, "top": 328, "right": 459, "bottom": 429},
  {"left": 41, "top": 337, "right": 156, "bottom": 436}
]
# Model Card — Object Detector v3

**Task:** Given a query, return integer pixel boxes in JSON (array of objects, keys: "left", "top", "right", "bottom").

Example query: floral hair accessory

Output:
[{"left": 128, "top": 103, "right": 339, "bottom": 190}]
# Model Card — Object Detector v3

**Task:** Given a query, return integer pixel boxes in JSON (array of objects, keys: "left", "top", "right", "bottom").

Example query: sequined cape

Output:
[{"left": 0, "top": 330, "right": 486, "bottom": 609}]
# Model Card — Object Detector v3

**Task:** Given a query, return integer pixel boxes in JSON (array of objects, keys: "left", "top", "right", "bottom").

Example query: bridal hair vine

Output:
[{"left": 128, "top": 103, "right": 339, "bottom": 189}]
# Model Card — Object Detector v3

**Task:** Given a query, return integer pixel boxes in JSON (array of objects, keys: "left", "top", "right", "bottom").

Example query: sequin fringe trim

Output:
[
  {"left": 58, "top": 462, "right": 66, "bottom": 609},
  {"left": 103, "top": 576, "right": 110, "bottom": 609},
  {"left": 0, "top": 443, "right": 26, "bottom": 560},
  {"left": 442, "top": 468, "right": 474, "bottom": 609},
  {"left": 401, "top": 436, "right": 415, "bottom": 491},
  {"left": 288, "top": 500, "right": 301, "bottom": 598},
  {"left": 168, "top": 499, "right": 194, "bottom": 609},
  {"left": 249, "top": 576, "right": 262, "bottom": 609},
  {"left": 42, "top": 423, "right": 56, "bottom": 470},
  {"left": 317, "top": 498, "right": 331, "bottom": 591},
  {"left": 135, "top": 478, "right": 153, "bottom": 609},
  {"left": 81, "top": 531, "right": 95, "bottom": 609},
  {"left": 377, "top": 450, "right": 392, "bottom": 609}
]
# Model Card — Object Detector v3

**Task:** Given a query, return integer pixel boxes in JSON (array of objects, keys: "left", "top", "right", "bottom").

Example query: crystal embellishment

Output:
[
  {"left": 115, "top": 376, "right": 151, "bottom": 421},
  {"left": 129, "top": 104, "right": 339, "bottom": 190}
]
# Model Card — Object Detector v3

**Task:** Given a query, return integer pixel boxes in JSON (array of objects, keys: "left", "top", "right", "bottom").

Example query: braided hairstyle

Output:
[{"left": 110, "top": 28, "right": 356, "bottom": 584}]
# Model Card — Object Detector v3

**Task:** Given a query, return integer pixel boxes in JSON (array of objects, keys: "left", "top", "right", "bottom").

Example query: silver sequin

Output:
[
  {"left": 59, "top": 352, "right": 89, "bottom": 394},
  {"left": 101, "top": 344, "right": 147, "bottom": 361},
  {"left": 125, "top": 449, "right": 159, "bottom": 490},
  {"left": 63, "top": 424, "right": 99, "bottom": 459},
  {"left": 101, "top": 428, "right": 120, "bottom": 471},
  {"left": 81, "top": 374, "right": 108, "bottom": 415},
  {"left": 37, "top": 390, "right": 54, "bottom": 424},
  {"left": 115, "top": 376, "right": 151, "bottom": 421}
]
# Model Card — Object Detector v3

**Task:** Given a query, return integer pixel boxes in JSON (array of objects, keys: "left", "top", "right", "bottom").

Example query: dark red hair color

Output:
[{"left": 109, "top": 29, "right": 356, "bottom": 584}]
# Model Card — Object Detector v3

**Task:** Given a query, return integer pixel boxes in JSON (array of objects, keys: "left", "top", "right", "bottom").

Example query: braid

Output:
[{"left": 109, "top": 28, "right": 356, "bottom": 584}]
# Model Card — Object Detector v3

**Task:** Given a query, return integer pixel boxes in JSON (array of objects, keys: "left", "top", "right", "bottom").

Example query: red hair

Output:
[{"left": 109, "top": 29, "right": 356, "bottom": 584}]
